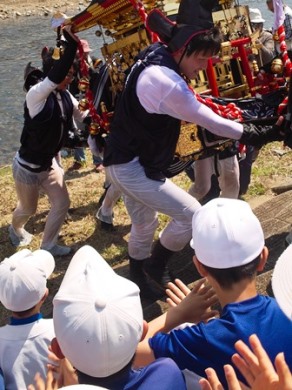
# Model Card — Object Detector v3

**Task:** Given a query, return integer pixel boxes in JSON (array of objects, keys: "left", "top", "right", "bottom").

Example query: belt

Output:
[{"left": 18, "top": 160, "right": 52, "bottom": 173}]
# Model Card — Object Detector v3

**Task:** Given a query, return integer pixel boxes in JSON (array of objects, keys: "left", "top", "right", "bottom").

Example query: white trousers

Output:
[
  {"left": 105, "top": 158, "right": 201, "bottom": 260},
  {"left": 12, "top": 158, "right": 70, "bottom": 248},
  {"left": 189, "top": 155, "right": 240, "bottom": 201}
]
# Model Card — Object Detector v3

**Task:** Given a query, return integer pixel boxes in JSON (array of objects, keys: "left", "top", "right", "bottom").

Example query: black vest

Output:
[
  {"left": 103, "top": 44, "right": 182, "bottom": 180},
  {"left": 19, "top": 91, "right": 74, "bottom": 170}
]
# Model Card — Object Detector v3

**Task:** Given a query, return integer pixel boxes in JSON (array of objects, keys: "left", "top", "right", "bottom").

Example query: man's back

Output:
[{"left": 0, "top": 318, "right": 54, "bottom": 389}]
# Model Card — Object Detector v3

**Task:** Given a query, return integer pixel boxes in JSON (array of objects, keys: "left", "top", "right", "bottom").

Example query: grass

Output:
[{"left": 0, "top": 142, "right": 291, "bottom": 325}]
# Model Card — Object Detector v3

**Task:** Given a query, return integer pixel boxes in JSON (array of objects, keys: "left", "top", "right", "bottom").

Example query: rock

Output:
[{"left": 272, "top": 181, "right": 292, "bottom": 195}]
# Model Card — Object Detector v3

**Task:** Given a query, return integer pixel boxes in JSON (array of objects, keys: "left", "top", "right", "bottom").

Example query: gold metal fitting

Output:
[
  {"left": 271, "top": 58, "right": 283, "bottom": 74},
  {"left": 78, "top": 77, "right": 90, "bottom": 92},
  {"left": 89, "top": 122, "right": 100, "bottom": 135},
  {"left": 78, "top": 98, "right": 90, "bottom": 111}
]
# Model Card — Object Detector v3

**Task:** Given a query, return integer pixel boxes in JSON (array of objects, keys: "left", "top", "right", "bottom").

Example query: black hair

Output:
[
  {"left": 185, "top": 26, "right": 223, "bottom": 57},
  {"left": 76, "top": 356, "right": 134, "bottom": 384},
  {"left": 26, "top": 73, "right": 43, "bottom": 90},
  {"left": 202, "top": 254, "right": 261, "bottom": 290}
]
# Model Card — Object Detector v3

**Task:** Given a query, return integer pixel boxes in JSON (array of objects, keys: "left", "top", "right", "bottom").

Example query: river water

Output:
[{"left": 0, "top": 0, "right": 273, "bottom": 166}]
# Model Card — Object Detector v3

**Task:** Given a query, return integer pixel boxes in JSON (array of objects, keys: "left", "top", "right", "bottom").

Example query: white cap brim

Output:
[{"left": 272, "top": 244, "right": 292, "bottom": 319}]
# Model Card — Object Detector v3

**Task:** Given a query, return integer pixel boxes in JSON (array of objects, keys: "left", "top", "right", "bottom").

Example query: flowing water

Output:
[{"left": 0, "top": 1, "right": 273, "bottom": 165}]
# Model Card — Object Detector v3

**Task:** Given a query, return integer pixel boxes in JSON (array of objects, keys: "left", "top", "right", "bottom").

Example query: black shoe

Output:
[
  {"left": 100, "top": 221, "right": 116, "bottom": 232},
  {"left": 129, "top": 258, "right": 163, "bottom": 301},
  {"left": 143, "top": 259, "right": 174, "bottom": 290},
  {"left": 143, "top": 241, "right": 175, "bottom": 289}
]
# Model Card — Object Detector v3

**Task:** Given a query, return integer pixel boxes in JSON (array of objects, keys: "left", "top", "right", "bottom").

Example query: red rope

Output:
[
  {"left": 77, "top": 41, "right": 105, "bottom": 129},
  {"left": 187, "top": 83, "right": 243, "bottom": 122}
]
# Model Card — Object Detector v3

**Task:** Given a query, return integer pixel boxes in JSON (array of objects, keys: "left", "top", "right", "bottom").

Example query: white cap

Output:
[
  {"left": 249, "top": 8, "right": 265, "bottom": 23},
  {"left": 272, "top": 244, "right": 292, "bottom": 319},
  {"left": 0, "top": 249, "right": 55, "bottom": 311},
  {"left": 53, "top": 245, "right": 143, "bottom": 378},
  {"left": 190, "top": 198, "right": 265, "bottom": 269}
]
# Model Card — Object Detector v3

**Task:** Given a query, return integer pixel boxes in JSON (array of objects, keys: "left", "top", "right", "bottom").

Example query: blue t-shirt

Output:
[
  {"left": 79, "top": 357, "right": 187, "bottom": 389},
  {"left": 149, "top": 295, "right": 292, "bottom": 388}
]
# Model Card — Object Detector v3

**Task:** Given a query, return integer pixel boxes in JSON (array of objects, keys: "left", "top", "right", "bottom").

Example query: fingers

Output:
[
  {"left": 232, "top": 351, "right": 257, "bottom": 386},
  {"left": 173, "top": 278, "right": 192, "bottom": 295},
  {"left": 45, "top": 369, "right": 58, "bottom": 390},
  {"left": 232, "top": 334, "right": 277, "bottom": 387},
  {"left": 28, "top": 373, "right": 45, "bottom": 390},
  {"left": 234, "top": 337, "right": 259, "bottom": 370},
  {"left": 165, "top": 279, "right": 192, "bottom": 306},
  {"left": 204, "top": 367, "right": 225, "bottom": 390},
  {"left": 191, "top": 283, "right": 218, "bottom": 308},
  {"left": 248, "top": 334, "right": 274, "bottom": 372},
  {"left": 199, "top": 378, "right": 212, "bottom": 390},
  {"left": 274, "top": 352, "right": 292, "bottom": 388},
  {"left": 223, "top": 365, "right": 244, "bottom": 390},
  {"left": 192, "top": 277, "right": 207, "bottom": 293},
  {"left": 166, "top": 279, "right": 191, "bottom": 297}
]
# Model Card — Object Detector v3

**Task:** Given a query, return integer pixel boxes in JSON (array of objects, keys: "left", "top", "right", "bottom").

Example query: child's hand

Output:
[
  {"left": 166, "top": 278, "right": 191, "bottom": 307},
  {"left": 167, "top": 278, "right": 219, "bottom": 324},
  {"left": 27, "top": 370, "right": 58, "bottom": 390}
]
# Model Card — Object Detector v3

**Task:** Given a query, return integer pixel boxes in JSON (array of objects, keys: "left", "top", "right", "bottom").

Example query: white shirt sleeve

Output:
[
  {"left": 136, "top": 65, "right": 244, "bottom": 140},
  {"left": 26, "top": 77, "right": 57, "bottom": 119},
  {"left": 26, "top": 78, "right": 88, "bottom": 123}
]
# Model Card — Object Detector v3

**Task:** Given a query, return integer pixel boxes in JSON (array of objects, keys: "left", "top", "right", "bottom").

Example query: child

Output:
[
  {"left": 51, "top": 245, "right": 213, "bottom": 389},
  {"left": 135, "top": 198, "right": 292, "bottom": 388},
  {"left": 0, "top": 248, "right": 55, "bottom": 389}
]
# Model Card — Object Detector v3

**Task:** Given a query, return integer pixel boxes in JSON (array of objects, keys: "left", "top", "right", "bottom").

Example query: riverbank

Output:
[{"left": 0, "top": 0, "right": 88, "bottom": 19}]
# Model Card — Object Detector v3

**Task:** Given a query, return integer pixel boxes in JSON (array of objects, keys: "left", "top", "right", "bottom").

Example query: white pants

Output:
[
  {"left": 105, "top": 158, "right": 200, "bottom": 260},
  {"left": 12, "top": 158, "right": 70, "bottom": 248},
  {"left": 189, "top": 155, "right": 240, "bottom": 201}
]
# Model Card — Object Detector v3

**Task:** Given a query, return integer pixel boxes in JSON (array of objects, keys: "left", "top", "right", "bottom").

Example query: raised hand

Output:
[
  {"left": 232, "top": 334, "right": 292, "bottom": 390},
  {"left": 27, "top": 370, "right": 58, "bottom": 390},
  {"left": 166, "top": 278, "right": 192, "bottom": 307},
  {"left": 166, "top": 278, "right": 219, "bottom": 324},
  {"left": 199, "top": 365, "right": 250, "bottom": 390}
]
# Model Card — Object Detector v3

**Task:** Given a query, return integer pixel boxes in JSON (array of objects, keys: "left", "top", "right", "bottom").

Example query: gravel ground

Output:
[{"left": 0, "top": 0, "right": 89, "bottom": 19}]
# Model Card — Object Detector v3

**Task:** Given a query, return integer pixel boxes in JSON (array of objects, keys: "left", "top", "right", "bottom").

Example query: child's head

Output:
[
  {"left": 0, "top": 249, "right": 55, "bottom": 313},
  {"left": 53, "top": 245, "right": 144, "bottom": 379},
  {"left": 191, "top": 198, "right": 266, "bottom": 289}
]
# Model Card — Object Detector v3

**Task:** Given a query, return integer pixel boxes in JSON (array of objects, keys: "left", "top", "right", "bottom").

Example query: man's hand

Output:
[
  {"left": 61, "top": 25, "right": 80, "bottom": 44},
  {"left": 240, "top": 116, "right": 286, "bottom": 148}
]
